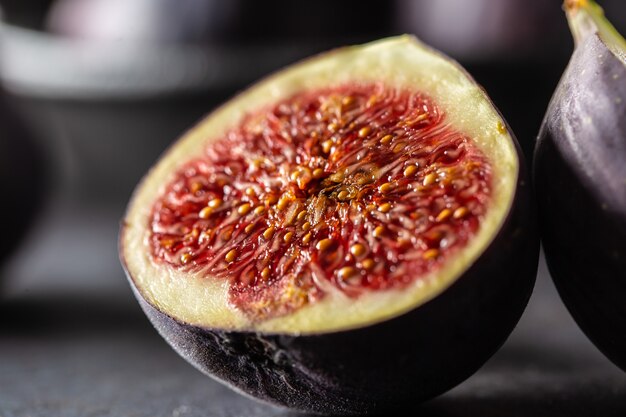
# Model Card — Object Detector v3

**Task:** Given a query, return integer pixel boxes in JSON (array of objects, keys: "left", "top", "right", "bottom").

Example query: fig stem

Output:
[{"left": 564, "top": 0, "right": 626, "bottom": 60}]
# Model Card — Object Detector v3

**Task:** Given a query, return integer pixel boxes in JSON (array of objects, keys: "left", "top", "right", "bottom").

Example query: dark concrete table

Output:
[{"left": 2, "top": 202, "right": 625, "bottom": 417}]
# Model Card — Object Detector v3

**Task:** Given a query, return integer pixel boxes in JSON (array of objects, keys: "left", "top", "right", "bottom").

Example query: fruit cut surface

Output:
[
  {"left": 150, "top": 84, "right": 493, "bottom": 322},
  {"left": 122, "top": 36, "right": 519, "bottom": 334}
]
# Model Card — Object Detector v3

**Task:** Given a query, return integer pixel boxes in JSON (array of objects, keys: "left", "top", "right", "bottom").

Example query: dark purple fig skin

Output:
[
  {"left": 0, "top": 94, "right": 47, "bottom": 263},
  {"left": 535, "top": 34, "right": 626, "bottom": 371},
  {"left": 122, "top": 136, "right": 538, "bottom": 415}
]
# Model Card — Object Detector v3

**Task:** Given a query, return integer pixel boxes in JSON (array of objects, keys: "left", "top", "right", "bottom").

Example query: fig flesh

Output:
[
  {"left": 121, "top": 36, "right": 538, "bottom": 414},
  {"left": 535, "top": 0, "right": 626, "bottom": 371}
]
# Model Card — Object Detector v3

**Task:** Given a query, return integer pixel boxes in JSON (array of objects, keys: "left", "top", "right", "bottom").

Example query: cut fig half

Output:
[
  {"left": 535, "top": 0, "right": 626, "bottom": 372},
  {"left": 121, "top": 36, "right": 538, "bottom": 414}
]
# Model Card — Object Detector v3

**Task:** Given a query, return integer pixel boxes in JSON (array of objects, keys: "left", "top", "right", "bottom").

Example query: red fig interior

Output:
[{"left": 121, "top": 36, "right": 519, "bottom": 334}]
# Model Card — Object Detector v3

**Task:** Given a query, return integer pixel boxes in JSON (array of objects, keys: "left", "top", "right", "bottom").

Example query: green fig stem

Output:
[{"left": 565, "top": 0, "right": 626, "bottom": 60}]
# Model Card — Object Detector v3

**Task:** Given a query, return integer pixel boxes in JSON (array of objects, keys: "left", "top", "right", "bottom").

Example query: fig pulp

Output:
[
  {"left": 150, "top": 84, "right": 494, "bottom": 322},
  {"left": 121, "top": 36, "right": 538, "bottom": 414},
  {"left": 535, "top": 0, "right": 626, "bottom": 371}
]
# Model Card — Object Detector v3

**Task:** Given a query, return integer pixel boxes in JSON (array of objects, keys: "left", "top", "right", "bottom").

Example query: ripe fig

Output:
[
  {"left": 120, "top": 36, "right": 538, "bottom": 414},
  {"left": 535, "top": 0, "right": 626, "bottom": 371}
]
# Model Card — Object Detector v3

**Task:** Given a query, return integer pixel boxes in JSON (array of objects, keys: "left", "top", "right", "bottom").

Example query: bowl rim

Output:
[{"left": 0, "top": 22, "right": 319, "bottom": 100}]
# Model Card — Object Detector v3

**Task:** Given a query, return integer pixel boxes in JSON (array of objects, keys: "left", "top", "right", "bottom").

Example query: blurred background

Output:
[{"left": 1, "top": 1, "right": 626, "bottom": 416}]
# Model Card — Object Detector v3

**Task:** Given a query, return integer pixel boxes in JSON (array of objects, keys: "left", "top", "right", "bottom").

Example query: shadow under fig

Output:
[
  {"left": 283, "top": 339, "right": 626, "bottom": 417},
  {"left": 0, "top": 291, "right": 149, "bottom": 336}
]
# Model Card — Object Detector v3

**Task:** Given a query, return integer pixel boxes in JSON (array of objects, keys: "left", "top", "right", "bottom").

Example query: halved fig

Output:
[
  {"left": 120, "top": 36, "right": 538, "bottom": 414},
  {"left": 535, "top": 0, "right": 626, "bottom": 371}
]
